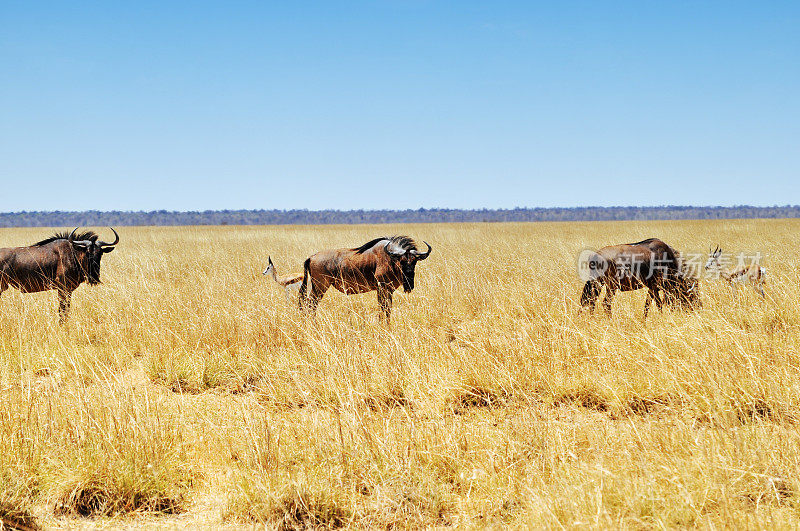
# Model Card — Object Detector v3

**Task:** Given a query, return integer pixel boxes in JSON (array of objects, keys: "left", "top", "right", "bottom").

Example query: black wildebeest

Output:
[
  {"left": 0, "top": 227, "right": 119, "bottom": 322},
  {"left": 579, "top": 238, "right": 699, "bottom": 318},
  {"left": 298, "top": 235, "right": 432, "bottom": 323}
]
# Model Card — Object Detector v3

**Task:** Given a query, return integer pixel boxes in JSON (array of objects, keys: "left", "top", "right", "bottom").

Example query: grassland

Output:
[{"left": 0, "top": 219, "right": 798, "bottom": 529}]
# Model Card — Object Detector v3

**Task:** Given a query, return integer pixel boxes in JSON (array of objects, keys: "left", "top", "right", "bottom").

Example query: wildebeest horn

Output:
[
  {"left": 410, "top": 241, "right": 432, "bottom": 260},
  {"left": 98, "top": 227, "right": 119, "bottom": 247},
  {"left": 67, "top": 227, "right": 93, "bottom": 247},
  {"left": 384, "top": 241, "right": 406, "bottom": 257}
]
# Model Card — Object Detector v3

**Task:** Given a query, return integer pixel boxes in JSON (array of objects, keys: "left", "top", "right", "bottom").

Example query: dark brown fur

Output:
[
  {"left": 298, "top": 235, "right": 431, "bottom": 323},
  {"left": 580, "top": 238, "right": 699, "bottom": 318},
  {"left": 0, "top": 228, "right": 118, "bottom": 322}
]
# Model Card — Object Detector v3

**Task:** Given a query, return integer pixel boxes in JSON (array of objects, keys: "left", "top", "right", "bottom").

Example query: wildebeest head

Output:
[
  {"left": 667, "top": 273, "right": 702, "bottom": 310},
  {"left": 68, "top": 227, "right": 119, "bottom": 285},
  {"left": 383, "top": 237, "right": 432, "bottom": 292}
]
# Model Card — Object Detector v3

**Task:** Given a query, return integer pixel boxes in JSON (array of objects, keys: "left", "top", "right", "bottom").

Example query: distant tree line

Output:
[{"left": 1, "top": 206, "right": 799, "bottom": 228}]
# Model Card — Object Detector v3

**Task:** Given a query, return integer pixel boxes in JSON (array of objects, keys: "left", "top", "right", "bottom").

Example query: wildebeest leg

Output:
[
  {"left": 298, "top": 281, "right": 308, "bottom": 313},
  {"left": 653, "top": 288, "right": 663, "bottom": 312},
  {"left": 303, "top": 283, "right": 327, "bottom": 318},
  {"left": 644, "top": 288, "right": 663, "bottom": 319},
  {"left": 377, "top": 288, "right": 393, "bottom": 325},
  {"left": 602, "top": 287, "right": 615, "bottom": 316},
  {"left": 57, "top": 289, "right": 71, "bottom": 324}
]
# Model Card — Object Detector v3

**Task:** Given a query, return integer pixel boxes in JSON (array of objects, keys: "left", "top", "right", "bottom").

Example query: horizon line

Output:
[{"left": 3, "top": 204, "right": 800, "bottom": 215}]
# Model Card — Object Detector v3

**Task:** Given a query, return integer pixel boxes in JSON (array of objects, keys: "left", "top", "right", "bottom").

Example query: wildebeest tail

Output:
[
  {"left": 580, "top": 280, "right": 601, "bottom": 307},
  {"left": 298, "top": 258, "right": 311, "bottom": 311}
]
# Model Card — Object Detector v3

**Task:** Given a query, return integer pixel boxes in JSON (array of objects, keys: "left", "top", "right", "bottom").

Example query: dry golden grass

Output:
[{"left": 1, "top": 219, "right": 799, "bottom": 528}]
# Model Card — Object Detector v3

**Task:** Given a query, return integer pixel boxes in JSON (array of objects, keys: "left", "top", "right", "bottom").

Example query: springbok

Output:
[
  {"left": 263, "top": 256, "right": 303, "bottom": 302},
  {"left": 580, "top": 238, "right": 700, "bottom": 318},
  {"left": 298, "top": 235, "right": 432, "bottom": 324},
  {"left": 705, "top": 246, "right": 766, "bottom": 298}
]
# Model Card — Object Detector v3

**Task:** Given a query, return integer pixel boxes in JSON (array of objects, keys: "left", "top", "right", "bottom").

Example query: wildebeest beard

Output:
[
  {"left": 402, "top": 264, "right": 416, "bottom": 292},
  {"left": 85, "top": 253, "right": 103, "bottom": 285}
]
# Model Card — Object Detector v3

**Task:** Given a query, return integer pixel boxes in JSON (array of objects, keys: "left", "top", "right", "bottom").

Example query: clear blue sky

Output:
[{"left": 1, "top": 1, "right": 798, "bottom": 211}]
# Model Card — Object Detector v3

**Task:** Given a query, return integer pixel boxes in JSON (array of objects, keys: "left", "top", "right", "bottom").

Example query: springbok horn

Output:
[
  {"left": 384, "top": 241, "right": 406, "bottom": 256},
  {"left": 97, "top": 227, "right": 119, "bottom": 247},
  {"left": 410, "top": 241, "right": 432, "bottom": 260}
]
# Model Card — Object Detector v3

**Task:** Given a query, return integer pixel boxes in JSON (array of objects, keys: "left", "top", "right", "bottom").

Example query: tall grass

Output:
[{"left": 0, "top": 219, "right": 798, "bottom": 527}]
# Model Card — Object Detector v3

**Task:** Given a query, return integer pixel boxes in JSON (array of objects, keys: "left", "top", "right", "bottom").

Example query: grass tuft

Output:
[
  {"left": 226, "top": 483, "right": 351, "bottom": 528},
  {"left": 0, "top": 502, "right": 40, "bottom": 531},
  {"left": 553, "top": 387, "right": 610, "bottom": 412},
  {"left": 453, "top": 386, "right": 508, "bottom": 411},
  {"left": 626, "top": 393, "right": 679, "bottom": 416},
  {"left": 54, "top": 479, "right": 188, "bottom": 517}
]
